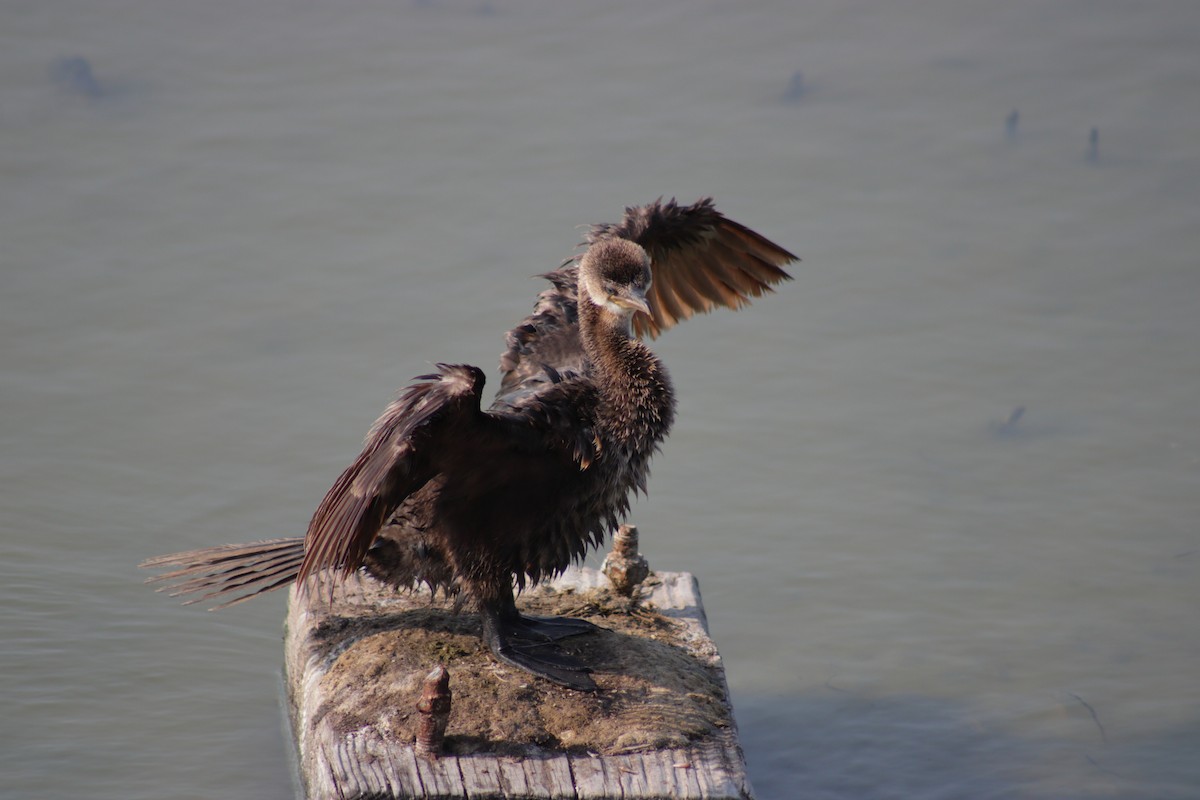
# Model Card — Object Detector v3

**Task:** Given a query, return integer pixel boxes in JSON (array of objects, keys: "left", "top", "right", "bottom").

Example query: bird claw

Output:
[
  {"left": 482, "top": 609, "right": 600, "bottom": 692},
  {"left": 512, "top": 614, "right": 603, "bottom": 642}
]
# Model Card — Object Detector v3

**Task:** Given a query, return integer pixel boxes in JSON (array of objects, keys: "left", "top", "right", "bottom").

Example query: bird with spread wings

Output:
[{"left": 142, "top": 197, "right": 796, "bottom": 691}]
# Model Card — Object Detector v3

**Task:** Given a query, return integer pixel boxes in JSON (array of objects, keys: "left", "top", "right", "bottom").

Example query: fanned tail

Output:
[{"left": 139, "top": 537, "right": 306, "bottom": 610}]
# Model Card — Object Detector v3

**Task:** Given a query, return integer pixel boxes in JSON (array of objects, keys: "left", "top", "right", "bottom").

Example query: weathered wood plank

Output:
[
  {"left": 285, "top": 566, "right": 754, "bottom": 799},
  {"left": 453, "top": 756, "right": 500, "bottom": 797},
  {"left": 567, "top": 754, "right": 614, "bottom": 799}
]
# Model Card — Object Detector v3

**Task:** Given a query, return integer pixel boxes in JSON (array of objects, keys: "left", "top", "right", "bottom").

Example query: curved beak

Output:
[{"left": 610, "top": 287, "right": 650, "bottom": 316}]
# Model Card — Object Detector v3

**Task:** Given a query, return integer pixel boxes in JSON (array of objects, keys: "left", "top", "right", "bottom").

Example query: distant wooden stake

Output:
[
  {"left": 415, "top": 666, "right": 452, "bottom": 758},
  {"left": 602, "top": 524, "right": 650, "bottom": 596}
]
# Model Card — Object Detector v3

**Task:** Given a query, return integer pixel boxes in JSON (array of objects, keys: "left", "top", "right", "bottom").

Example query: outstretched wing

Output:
[
  {"left": 498, "top": 197, "right": 796, "bottom": 393},
  {"left": 589, "top": 197, "right": 797, "bottom": 339},
  {"left": 296, "top": 363, "right": 487, "bottom": 586},
  {"left": 498, "top": 269, "right": 584, "bottom": 395}
]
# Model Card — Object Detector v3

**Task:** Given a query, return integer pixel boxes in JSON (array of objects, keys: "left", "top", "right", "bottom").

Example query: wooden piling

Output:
[{"left": 284, "top": 566, "right": 753, "bottom": 799}]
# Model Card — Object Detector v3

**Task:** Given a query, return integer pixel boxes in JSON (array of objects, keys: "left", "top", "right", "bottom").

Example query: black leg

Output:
[{"left": 478, "top": 592, "right": 599, "bottom": 692}]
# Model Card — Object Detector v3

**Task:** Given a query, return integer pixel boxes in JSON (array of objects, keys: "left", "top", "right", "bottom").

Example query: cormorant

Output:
[{"left": 141, "top": 198, "right": 796, "bottom": 691}]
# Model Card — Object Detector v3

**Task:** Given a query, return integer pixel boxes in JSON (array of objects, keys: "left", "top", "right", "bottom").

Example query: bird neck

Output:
[
  {"left": 579, "top": 296, "right": 637, "bottom": 378},
  {"left": 579, "top": 299, "right": 675, "bottom": 442}
]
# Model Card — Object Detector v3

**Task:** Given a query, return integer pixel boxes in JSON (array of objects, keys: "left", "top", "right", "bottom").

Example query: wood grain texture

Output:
[{"left": 284, "top": 567, "right": 754, "bottom": 799}]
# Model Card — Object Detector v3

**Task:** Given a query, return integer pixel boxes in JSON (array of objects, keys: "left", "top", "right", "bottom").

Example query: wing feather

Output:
[
  {"left": 498, "top": 196, "right": 796, "bottom": 389},
  {"left": 586, "top": 197, "right": 797, "bottom": 339},
  {"left": 295, "top": 363, "right": 486, "bottom": 587}
]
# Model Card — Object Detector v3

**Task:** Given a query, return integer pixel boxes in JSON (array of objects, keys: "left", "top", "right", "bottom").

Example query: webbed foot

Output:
[
  {"left": 481, "top": 609, "right": 599, "bottom": 692},
  {"left": 513, "top": 614, "right": 603, "bottom": 642}
]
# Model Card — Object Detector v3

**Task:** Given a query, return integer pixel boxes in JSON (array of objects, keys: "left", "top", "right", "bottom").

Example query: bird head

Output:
[{"left": 580, "top": 239, "right": 652, "bottom": 321}]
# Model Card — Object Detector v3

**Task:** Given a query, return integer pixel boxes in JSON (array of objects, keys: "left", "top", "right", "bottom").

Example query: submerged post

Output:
[{"left": 284, "top": 565, "right": 753, "bottom": 799}]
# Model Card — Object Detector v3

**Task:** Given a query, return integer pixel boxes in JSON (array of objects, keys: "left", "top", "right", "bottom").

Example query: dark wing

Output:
[
  {"left": 301, "top": 362, "right": 601, "bottom": 589},
  {"left": 589, "top": 197, "right": 798, "bottom": 339},
  {"left": 296, "top": 363, "right": 488, "bottom": 586},
  {"left": 498, "top": 197, "right": 796, "bottom": 394},
  {"left": 498, "top": 268, "right": 583, "bottom": 395}
]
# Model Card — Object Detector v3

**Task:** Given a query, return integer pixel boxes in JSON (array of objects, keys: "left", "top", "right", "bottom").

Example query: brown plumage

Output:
[{"left": 141, "top": 198, "right": 795, "bottom": 690}]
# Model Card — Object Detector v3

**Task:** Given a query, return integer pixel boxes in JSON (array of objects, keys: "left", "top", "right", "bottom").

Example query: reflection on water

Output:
[
  {"left": 3, "top": 1, "right": 1198, "bottom": 798},
  {"left": 739, "top": 690, "right": 1200, "bottom": 800}
]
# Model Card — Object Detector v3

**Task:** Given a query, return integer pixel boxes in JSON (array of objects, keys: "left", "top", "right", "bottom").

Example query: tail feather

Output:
[{"left": 140, "top": 537, "right": 306, "bottom": 610}]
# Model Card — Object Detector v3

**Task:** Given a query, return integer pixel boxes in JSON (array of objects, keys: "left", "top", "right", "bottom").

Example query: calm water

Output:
[{"left": 3, "top": 2, "right": 1198, "bottom": 798}]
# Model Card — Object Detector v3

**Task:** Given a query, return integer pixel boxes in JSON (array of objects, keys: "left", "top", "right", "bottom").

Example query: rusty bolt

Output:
[
  {"left": 602, "top": 524, "right": 650, "bottom": 596},
  {"left": 415, "top": 666, "right": 452, "bottom": 758}
]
